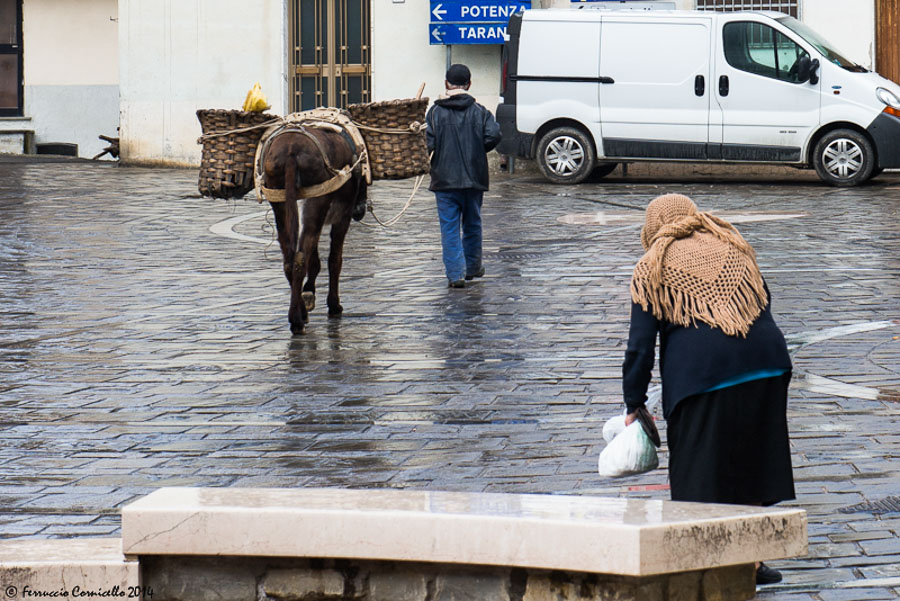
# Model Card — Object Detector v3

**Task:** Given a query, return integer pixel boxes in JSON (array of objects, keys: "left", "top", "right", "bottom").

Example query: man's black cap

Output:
[{"left": 446, "top": 64, "right": 471, "bottom": 86}]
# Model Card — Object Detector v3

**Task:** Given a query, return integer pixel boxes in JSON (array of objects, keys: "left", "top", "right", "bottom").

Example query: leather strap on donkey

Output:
[{"left": 254, "top": 108, "right": 371, "bottom": 204}]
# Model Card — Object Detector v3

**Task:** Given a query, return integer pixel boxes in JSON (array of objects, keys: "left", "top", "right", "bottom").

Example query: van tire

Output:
[
  {"left": 536, "top": 127, "right": 595, "bottom": 184},
  {"left": 812, "top": 129, "right": 875, "bottom": 187}
]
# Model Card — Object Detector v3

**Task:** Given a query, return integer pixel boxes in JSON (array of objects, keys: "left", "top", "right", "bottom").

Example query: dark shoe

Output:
[
  {"left": 756, "top": 563, "right": 782, "bottom": 585},
  {"left": 448, "top": 279, "right": 465, "bottom": 288},
  {"left": 465, "top": 267, "right": 485, "bottom": 281}
]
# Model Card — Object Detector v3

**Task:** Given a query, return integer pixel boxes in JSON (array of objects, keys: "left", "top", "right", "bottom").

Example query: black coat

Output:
[
  {"left": 622, "top": 286, "right": 792, "bottom": 419},
  {"left": 426, "top": 93, "right": 501, "bottom": 191}
]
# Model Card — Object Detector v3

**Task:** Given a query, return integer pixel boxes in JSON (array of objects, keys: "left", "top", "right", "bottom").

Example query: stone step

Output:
[
  {"left": 0, "top": 538, "right": 138, "bottom": 601},
  {"left": 0, "top": 130, "right": 34, "bottom": 154}
]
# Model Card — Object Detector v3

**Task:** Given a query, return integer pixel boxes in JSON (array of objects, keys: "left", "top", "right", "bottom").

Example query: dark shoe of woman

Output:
[{"left": 756, "top": 563, "right": 782, "bottom": 585}]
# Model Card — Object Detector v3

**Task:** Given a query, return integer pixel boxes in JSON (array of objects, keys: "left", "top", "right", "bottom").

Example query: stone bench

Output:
[{"left": 118, "top": 487, "right": 807, "bottom": 601}]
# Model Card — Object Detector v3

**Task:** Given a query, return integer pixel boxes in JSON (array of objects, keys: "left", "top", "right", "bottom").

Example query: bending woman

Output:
[{"left": 622, "top": 194, "right": 795, "bottom": 585}]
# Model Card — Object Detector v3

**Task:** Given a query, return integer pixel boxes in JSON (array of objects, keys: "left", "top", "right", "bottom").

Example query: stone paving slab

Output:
[{"left": 0, "top": 158, "right": 898, "bottom": 600}]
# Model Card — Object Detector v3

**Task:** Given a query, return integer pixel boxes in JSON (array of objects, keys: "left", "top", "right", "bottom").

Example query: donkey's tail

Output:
[{"left": 284, "top": 147, "right": 300, "bottom": 207}]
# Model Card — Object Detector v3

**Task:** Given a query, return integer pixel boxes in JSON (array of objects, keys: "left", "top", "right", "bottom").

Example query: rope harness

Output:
[
  {"left": 253, "top": 109, "right": 372, "bottom": 204},
  {"left": 239, "top": 108, "right": 426, "bottom": 227}
]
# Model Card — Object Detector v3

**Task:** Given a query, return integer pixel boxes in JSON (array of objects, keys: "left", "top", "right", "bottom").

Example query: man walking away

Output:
[{"left": 426, "top": 63, "right": 502, "bottom": 288}]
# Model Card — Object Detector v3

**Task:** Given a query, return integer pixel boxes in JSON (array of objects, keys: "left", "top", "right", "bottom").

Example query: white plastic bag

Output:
[
  {"left": 603, "top": 385, "right": 661, "bottom": 443},
  {"left": 597, "top": 421, "right": 659, "bottom": 478},
  {"left": 602, "top": 413, "right": 627, "bottom": 443}
]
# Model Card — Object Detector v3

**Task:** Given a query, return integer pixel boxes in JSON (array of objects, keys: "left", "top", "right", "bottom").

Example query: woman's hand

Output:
[{"left": 624, "top": 410, "right": 639, "bottom": 426}]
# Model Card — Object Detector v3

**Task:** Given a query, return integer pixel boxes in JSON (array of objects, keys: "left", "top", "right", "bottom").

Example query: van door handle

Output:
[
  {"left": 695, "top": 75, "right": 705, "bottom": 96},
  {"left": 719, "top": 75, "right": 729, "bottom": 96},
  {"left": 599, "top": 77, "right": 615, "bottom": 84}
]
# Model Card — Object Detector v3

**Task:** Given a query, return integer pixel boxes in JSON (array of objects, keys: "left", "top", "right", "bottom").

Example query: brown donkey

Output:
[{"left": 261, "top": 125, "right": 367, "bottom": 334}]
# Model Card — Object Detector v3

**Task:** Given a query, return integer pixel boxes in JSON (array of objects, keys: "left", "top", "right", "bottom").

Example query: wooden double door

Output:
[
  {"left": 877, "top": 0, "right": 900, "bottom": 84},
  {"left": 289, "top": 0, "right": 371, "bottom": 112}
]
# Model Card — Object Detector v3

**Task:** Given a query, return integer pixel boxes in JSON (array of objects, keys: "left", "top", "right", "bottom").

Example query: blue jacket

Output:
[
  {"left": 622, "top": 286, "right": 792, "bottom": 419},
  {"left": 426, "top": 93, "right": 501, "bottom": 191}
]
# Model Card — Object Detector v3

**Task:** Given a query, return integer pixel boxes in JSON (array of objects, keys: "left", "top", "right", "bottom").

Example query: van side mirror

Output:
[
  {"left": 796, "top": 56, "right": 820, "bottom": 85},
  {"left": 796, "top": 56, "right": 811, "bottom": 82}
]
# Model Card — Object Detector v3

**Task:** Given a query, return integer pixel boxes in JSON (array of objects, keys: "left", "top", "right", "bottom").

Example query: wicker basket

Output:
[
  {"left": 347, "top": 98, "right": 430, "bottom": 180},
  {"left": 197, "top": 109, "right": 276, "bottom": 199}
]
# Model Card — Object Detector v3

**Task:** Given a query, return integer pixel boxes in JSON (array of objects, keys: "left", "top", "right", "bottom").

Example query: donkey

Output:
[{"left": 261, "top": 124, "right": 367, "bottom": 334}]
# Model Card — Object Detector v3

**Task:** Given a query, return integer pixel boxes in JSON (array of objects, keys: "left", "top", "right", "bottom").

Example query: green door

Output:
[{"left": 290, "top": 0, "right": 371, "bottom": 111}]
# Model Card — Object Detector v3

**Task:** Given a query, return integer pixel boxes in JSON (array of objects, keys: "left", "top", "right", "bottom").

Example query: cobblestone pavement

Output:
[{"left": 0, "top": 158, "right": 898, "bottom": 600}]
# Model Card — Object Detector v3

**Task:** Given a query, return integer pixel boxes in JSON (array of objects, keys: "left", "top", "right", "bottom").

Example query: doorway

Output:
[
  {"left": 876, "top": 0, "right": 900, "bottom": 84},
  {"left": 289, "top": 0, "right": 371, "bottom": 112},
  {"left": 0, "top": 0, "right": 22, "bottom": 116}
]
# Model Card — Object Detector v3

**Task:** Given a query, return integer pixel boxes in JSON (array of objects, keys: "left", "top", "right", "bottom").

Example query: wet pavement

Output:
[{"left": 0, "top": 157, "right": 898, "bottom": 600}]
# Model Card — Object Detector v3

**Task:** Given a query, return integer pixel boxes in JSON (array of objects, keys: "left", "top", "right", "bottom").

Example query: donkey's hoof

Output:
[
  {"left": 328, "top": 304, "right": 343, "bottom": 318},
  {"left": 301, "top": 291, "right": 316, "bottom": 311},
  {"left": 290, "top": 322, "right": 305, "bottom": 335}
]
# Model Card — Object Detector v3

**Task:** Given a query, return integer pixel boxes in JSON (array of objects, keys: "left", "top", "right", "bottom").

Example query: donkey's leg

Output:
[
  {"left": 270, "top": 198, "right": 305, "bottom": 334},
  {"left": 282, "top": 200, "right": 307, "bottom": 335},
  {"left": 299, "top": 199, "right": 329, "bottom": 315},
  {"left": 291, "top": 244, "right": 307, "bottom": 325},
  {"left": 302, "top": 239, "right": 321, "bottom": 313},
  {"left": 298, "top": 224, "right": 324, "bottom": 319},
  {"left": 270, "top": 201, "right": 297, "bottom": 285},
  {"left": 326, "top": 217, "right": 351, "bottom": 317}
]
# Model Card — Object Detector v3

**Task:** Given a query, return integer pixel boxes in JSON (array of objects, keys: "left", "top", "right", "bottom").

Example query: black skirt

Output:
[{"left": 666, "top": 373, "right": 795, "bottom": 506}]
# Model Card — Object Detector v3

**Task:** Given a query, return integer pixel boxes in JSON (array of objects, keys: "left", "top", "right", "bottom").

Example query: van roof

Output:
[{"left": 522, "top": 8, "right": 788, "bottom": 22}]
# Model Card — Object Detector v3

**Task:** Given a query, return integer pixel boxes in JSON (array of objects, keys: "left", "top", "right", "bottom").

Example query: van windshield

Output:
[{"left": 776, "top": 16, "right": 868, "bottom": 72}]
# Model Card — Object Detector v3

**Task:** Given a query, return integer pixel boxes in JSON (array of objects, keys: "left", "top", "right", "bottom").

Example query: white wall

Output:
[
  {"left": 22, "top": 0, "right": 119, "bottom": 158},
  {"left": 372, "top": 0, "right": 510, "bottom": 115},
  {"left": 801, "top": 0, "right": 875, "bottom": 69},
  {"left": 118, "top": 0, "right": 287, "bottom": 166}
]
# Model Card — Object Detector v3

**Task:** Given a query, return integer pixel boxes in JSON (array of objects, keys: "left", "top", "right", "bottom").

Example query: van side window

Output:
[{"left": 723, "top": 22, "right": 810, "bottom": 83}]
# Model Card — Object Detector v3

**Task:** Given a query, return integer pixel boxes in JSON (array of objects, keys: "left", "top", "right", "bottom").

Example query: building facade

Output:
[
  {"left": 0, "top": 0, "right": 118, "bottom": 158},
  {"left": 0, "top": 0, "right": 897, "bottom": 165}
]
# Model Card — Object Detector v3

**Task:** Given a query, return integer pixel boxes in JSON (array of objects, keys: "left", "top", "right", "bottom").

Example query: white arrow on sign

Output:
[
  {"left": 432, "top": 3, "right": 447, "bottom": 20},
  {"left": 431, "top": 26, "right": 443, "bottom": 41}
]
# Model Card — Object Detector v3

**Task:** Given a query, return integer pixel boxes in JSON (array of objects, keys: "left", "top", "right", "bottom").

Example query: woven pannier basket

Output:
[
  {"left": 347, "top": 98, "right": 430, "bottom": 180},
  {"left": 197, "top": 109, "right": 276, "bottom": 199}
]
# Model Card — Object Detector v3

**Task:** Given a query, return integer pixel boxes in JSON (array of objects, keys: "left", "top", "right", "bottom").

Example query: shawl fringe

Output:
[{"left": 631, "top": 263, "right": 767, "bottom": 338}]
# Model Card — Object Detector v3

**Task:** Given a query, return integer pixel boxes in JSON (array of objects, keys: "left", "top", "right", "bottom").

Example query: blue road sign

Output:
[
  {"left": 430, "top": 0, "right": 529, "bottom": 24},
  {"left": 429, "top": 0, "right": 530, "bottom": 45},
  {"left": 429, "top": 22, "right": 509, "bottom": 45}
]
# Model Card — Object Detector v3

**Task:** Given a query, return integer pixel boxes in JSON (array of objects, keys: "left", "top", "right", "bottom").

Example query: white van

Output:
[{"left": 496, "top": 8, "right": 900, "bottom": 186}]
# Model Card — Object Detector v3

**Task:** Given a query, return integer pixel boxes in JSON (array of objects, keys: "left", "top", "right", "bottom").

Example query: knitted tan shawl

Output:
[{"left": 630, "top": 194, "right": 767, "bottom": 337}]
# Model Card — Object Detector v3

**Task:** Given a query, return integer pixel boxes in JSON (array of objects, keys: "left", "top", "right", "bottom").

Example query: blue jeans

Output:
[{"left": 434, "top": 189, "right": 483, "bottom": 282}]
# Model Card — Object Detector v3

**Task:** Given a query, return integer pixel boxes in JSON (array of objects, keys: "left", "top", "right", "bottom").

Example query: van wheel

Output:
[
  {"left": 812, "top": 129, "right": 875, "bottom": 187},
  {"left": 536, "top": 127, "right": 595, "bottom": 184}
]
